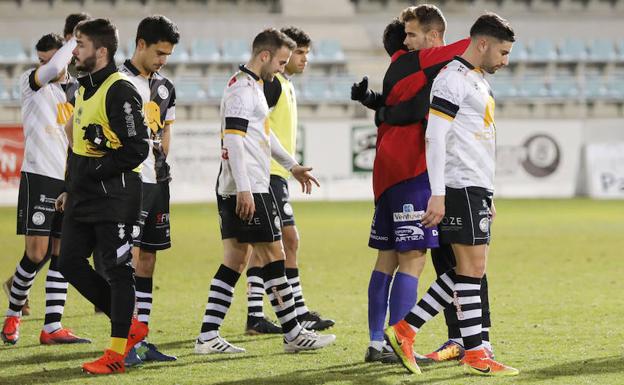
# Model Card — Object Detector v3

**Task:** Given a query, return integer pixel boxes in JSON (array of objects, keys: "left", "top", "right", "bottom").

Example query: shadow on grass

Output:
[
  {"left": 209, "top": 361, "right": 466, "bottom": 385},
  {"left": 520, "top": 355, "right": 624, "bottom": 381},
  {"left": 0, "top": 349, "right": 96, "bottom": 369}
]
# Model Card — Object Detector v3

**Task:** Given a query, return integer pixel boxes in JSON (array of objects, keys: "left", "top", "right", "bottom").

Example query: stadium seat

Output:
[
  {"left": 516, "top": 77, "right": 548, "bottom": 98},
  {"left": 587, "top": 39, "right": 616, "bottom": 62},
  {"left": 222, "top": 39, "right": 250, "bottom": 63},
  {"left": 174, "top": 78, "right": 207, "bottom": 102},
  {"left": 207, "top": 75, "right": 231, "bottom": 100},
  {"left": 300, "top": 77, "right": 332, "bottom": 102},
  {"left": 558, "top": 38, "right": 587, "bottom": 62},
  {"left": 0, "top": 80, "right": 10, "bottom": 102},
  {"left": 616, "top": 39, "right": 624, "bottom": 62},
  {"left": 329, "top": 76, "right": 354, "bottom": 102},
  {"left": 168, "top": 43, "right": 190, "bottom": 64},
  {"left": 548, "top": 77, "right": 580, "bottom": 98},
  {"left": 0, "top": 39, "right": 27, "bottom": 63},
  {"left": 605, "top": 77, "right": 624, "bottom": 99},
  {"left": 190, "top": 38, "right": 220, "bottom": 63},
  {"left": 508, "top": 40, "right": 527, "bottom": 63},
  {"left": 583, "top": 75, "right": 608, "bottom": 99},
  {"left": 313, "top": 40, "right": 346, "bottom": 63},
  {"left": 488, "top": 77, "right": 517, "bottom": 100},
  {"left": 527, "top": 38, "right": 557, "bottom": 62}
]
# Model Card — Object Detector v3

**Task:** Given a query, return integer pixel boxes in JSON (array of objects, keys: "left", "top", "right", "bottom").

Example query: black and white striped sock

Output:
[
  {"left": 263, "top": 261, "right": 302, "bottom": 342},
  {"left": 199, "top": 264, "right": 240, "bottom": 341},
  {"left": 455, "top": 275, "right": 483, "bottom": 351},
  {"left": 6, "top": 253, "right": 38, "bottom": 317},
  {"left": 246, "top": 267, "right": 265, "bottom": 318},
  {"left": 404, "top": 270, "right": 457, "bottom": 332},
  {"left": 43, "top": 255, "right": 68, "bottom": 333},
  {"left": 135, "top": 276, "right": 153, "bottom": 326},
  {"left": 285, "top": 268, "right": 310, "bottom": 317}
]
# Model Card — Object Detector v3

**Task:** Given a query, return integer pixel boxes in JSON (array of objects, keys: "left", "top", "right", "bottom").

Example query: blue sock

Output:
[
  {"left": 388, "top": 272, "right": 419, "bottom": 325},
  {"left": 368, "top": 270, "right": 392, "bottom": 342}
]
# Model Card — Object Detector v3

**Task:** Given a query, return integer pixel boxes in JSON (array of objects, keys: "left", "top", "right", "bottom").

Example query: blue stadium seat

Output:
[
  {"left": 300, "top": 77, "right": 332, "bottom": 102},
  {"left": 168, "top": 43, "right": 190, "bottom": 64},
  {"left": 587, "top": 39, "right": 616, "bottom": 62},
  {"left": 329, "top": 76, "right": 354, "bottom": 101},
  {"left": 616, "top": 39, "right": 624, "bottom": 62},
  {"left": 207, "top": 75, "right": 231, "bottom": 100},
  {"left": 488, "top": 77, "right": 517, "bottom": 100},
  {"left": 174, "top": 78, "right": 206, "bottom": 102},
  {"left": 527, "top": 38, "right": 557, "bottom": 62},
  {"left": 0, "top": 39, "right": 27, "bottom": 63},
  {"left": 0, "top": 80, "right": 10, "bottom": 102},
  {"left": 583, "top": 75, "right": 608, "bottom": 99},
  {"left": 508, "top": 40, "right": 527, "bottom": 63},
  {"left": 516, "top": 77, "right": 548, "bottom": 98},
  {"left": 190, "top": 38, "right": 220, "bottom": 63},
  {"left": 558, "top": 38, "right": 587, "bottom": 62},
  {"left": 549, "top": 77, "right": 580, "bottom": 98},
  {"left": 606, "top": 77, "right": 624, "bottom": 99},
  {"left": 313, "top": 40, "right": 346, "bottom": 63},
  {"left": 222, "top": 39, "right": 249, "bottom": 63}
]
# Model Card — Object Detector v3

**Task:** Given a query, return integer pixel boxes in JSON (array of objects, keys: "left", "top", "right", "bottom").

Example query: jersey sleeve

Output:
[
  {"left": 20, "top": 70, "right": 35, "bottom": 99},
  {"left": 263, "top": 77, "right": 282, "bottom": 108},
  {"left": 429, "top": 69, "right": 466, "bottom": 122},
  {"left": 418, "top": 38, "right": 470, "bottom": 70},
  {"left": 223, "top": 84, "right": 255, "bottom": 136},
  {"left": 165, "top": 84, "right": 176, "bottom": 123}
]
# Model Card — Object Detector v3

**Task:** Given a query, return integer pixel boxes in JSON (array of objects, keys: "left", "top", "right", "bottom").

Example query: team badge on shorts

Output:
[
  {"left": 32, "top": 212, "right": 45, "bottom": 226},
  {"left": 479, "top": 217, "right": 489, "bottom": 233}
]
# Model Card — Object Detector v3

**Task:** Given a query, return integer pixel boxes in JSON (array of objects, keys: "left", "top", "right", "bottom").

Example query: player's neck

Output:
[
  {"left": 459, "top": 46, "right": 481, "bottom": 70},
  {"left": 245, "top": 60, "right": 263, "bottom": 80},
  {"left": 130, "top": 56, "right": 153, "bottom": 78}
]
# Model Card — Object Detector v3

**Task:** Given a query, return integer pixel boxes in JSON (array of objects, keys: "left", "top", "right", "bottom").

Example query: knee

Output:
[
  {"left": 137, "top": 252, "right": 156, "bottom": 270},
  {"left": 282, "top": 229, "right": 299, "bottom": 257}
]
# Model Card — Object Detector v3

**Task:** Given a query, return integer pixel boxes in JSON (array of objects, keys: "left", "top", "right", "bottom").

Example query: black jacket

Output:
[{"left": 65, "top": 61, "right": 149, "bottom": 223}]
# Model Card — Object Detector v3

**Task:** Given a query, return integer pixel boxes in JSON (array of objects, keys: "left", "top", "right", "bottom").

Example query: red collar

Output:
[{"left": 391, "top": 49, "right": 408, "bottom": 63}]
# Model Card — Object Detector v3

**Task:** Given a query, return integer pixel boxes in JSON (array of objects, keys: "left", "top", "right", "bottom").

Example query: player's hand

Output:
[
  {"left": 351, "top": 76, "right": 370, "bottom": 102},
  {"left": 236, "top": 191, "right": 255, "bottom": 221},
  {"left": 291, "top": 165, "right": 320, "bottom": 194},
  {"left": 490, "top": 200, "right": 496, "bottom": 223},
  {"left": 422, "top": 195, "right": 445, "bottom": 228},
  {"left": 55, "top": 192, "right": 68, "bottom": 212},
  {"left": 83, "top": 123, "right": 110, "bottom": 151}
]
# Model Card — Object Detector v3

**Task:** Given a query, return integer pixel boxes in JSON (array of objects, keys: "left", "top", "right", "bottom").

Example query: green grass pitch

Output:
[{"left": 0, "top": 199, "right": 623, "bottom": 384}]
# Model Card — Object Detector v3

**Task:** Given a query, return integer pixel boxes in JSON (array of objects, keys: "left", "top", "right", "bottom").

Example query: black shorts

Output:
[
  {"left": 16, "top": 172, "right": 64, "bottom": 238},
  {"left": 439, "top": 186, "right": 493, "bottom": 246},
  {"left": 133, "top": 182, "right": 171, "bottom": 251},
  {"left": 269, "top": 175, "right": 295, "bottom": 227},
  {"left": 218, "top": 192, "right": 282, "bottom": 243}
]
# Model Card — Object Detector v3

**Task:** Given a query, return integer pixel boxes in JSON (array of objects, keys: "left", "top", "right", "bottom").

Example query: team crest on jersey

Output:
[{"left": 157, "top": 84, "right": 169, "bottom": 99}]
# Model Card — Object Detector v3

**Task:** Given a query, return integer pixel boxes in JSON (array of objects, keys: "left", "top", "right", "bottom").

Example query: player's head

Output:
[
  {"left": 383, "top": 18, "right": 407, "bottom": 56},
  {"left": 35, "top": 33, "right": 65, "bottom": 81},
  {"left": 134, "top": 15, "right": 180, "bottom": 74},
  {"left": 280, "top": 26, "right": 310, "bottom": 75},
  {"left": 400, "top": 4, "right": 446, "bottom": 51},
  {"left": 63, "top": 12, "right": 90, "bottom": 41},
  {"left": 469, "top": 12, "right": 515, "bottom": 74},
  {"left": 72, "top": 18, "right": 118, "bottom": 73},
  {"left": 251, "top": 28, "right": 296, "bottom": 81}
]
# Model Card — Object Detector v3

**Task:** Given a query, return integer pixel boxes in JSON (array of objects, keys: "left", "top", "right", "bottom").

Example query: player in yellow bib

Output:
[{"left": 244, "top": 27, "right": 335, "bottom": 335}]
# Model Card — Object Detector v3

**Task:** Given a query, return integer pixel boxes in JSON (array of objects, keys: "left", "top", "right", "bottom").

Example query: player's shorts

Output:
[
  {"left": 368, "top": 174, "right": 439, "bottom": 252},
  {"left": 218, "top": 192, "right": 282, "bottom": 243},
  {"left": 133, "top": 182, "right": 171, "bottom": 251},
  {"left": 439, "top": 186, "right": 493, "bottom": 246},
  {"left": 269, "top": 174, "right": 295, "bottom": 227},
  {"left": 16, "top": 172, "right": 64, "bottom": 238}
]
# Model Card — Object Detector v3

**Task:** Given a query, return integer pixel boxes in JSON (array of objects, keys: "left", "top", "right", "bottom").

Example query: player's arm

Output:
[
  {"left": 30, "top": 38, "right": 77, "bottom": 89},
  {"left": 376, "top": 83, "right": 432, "bottom": 126},
  {"left": 162, "top": 86, "right": 176, "bottom": 157},
  {"left": 263, "top": 76, "right": 282, "bottom": 109},
  {"left": 351, "top": 76, "right": 384, "bottom": 110},
  {"left": 86, "top": 81, "right": 149, "bottom": 181},
  {"left": 418, "top": 38, "right": 470, "bottom": 71},
  {"left": 269, "top": 131, "right": 320, "bottom": 194},
  {"left": 222, "top": 87, "right": 255, "bottom": 220},
  {"left": 65, "top": 117, "right": 73, "bottom": 147},
  {"left": 422, "top": 72, "right": 466, "bottom": 228}
]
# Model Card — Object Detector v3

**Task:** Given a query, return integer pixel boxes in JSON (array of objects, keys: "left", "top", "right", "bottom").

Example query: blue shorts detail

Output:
[{"left": 368, "top": 174, "right": 439, "bottom": 252}]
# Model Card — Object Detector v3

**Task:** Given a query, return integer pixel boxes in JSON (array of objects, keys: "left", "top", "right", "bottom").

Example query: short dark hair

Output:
[
  {"left": 383, "top": 18, "right": 407, "bottom": 56},
  {"left": 470, "top": 13, "right": 515, "bottom": 42},
  {"left": 136, "top": 15, "right": 180, "bottom": 47},
  {"left": 75, "top": 18, "right": 118, "bottom": 62},
  {"left": 64, "top": 13, "right": 91, "bottom": 37},
  {"left": 36, "top": 33, "right": 64, "bottom": 52},
  {"left": 252, "top": 28, "right": 296, "bottom": 56},
  {"left": 400, "top": 4, "right": 446, "bottom": 34},
  {"left": 280, "top": 26, "right": 311, "bottom": 48}
]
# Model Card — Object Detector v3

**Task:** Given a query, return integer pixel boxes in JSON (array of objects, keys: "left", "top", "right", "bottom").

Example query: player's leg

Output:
[
  {"left": 3, "top": 173, "right": 59, "bottom": 344},
  {"left": 365, "top": 250, "right": 396, "bottom": 362},
  {"left": 195, "top": 194, "right": 250, "bottom": 354},
  {"left": 270, "top": 175, "right": 334, "bottom": 331},
  {"left": 244, "top": 252, "right": 282, "bottom": 335},
  {"left": 195, "top": 238, "right": 251, "bottom": 354},
  {"left": 40, "top": 218, "right": 90, "bottom": 345},
  {"left": 426, "top": 244, "right": 465, "bottom": 362}
]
